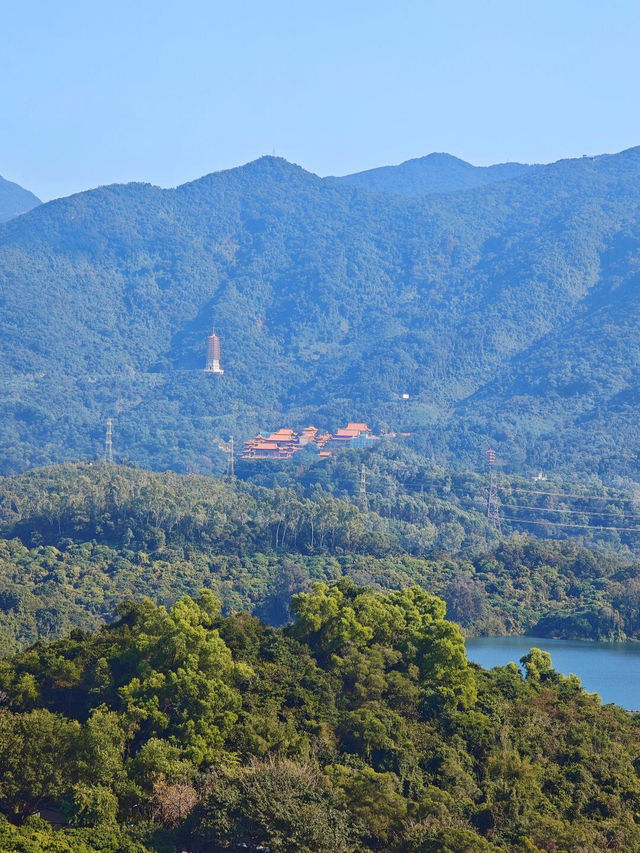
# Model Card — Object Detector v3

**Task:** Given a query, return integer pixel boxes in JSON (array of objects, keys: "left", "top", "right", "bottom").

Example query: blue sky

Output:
[{"left": 2, "top": 0, "right": 640, "bottom": 200}]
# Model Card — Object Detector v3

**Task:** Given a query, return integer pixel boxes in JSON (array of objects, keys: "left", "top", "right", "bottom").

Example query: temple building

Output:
[{"left": 242, "top": 422, "right": 381, "bottom": 460}]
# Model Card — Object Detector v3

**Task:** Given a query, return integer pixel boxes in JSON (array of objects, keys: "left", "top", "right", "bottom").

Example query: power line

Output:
[
  {"left": 358, "top": 480, "right": 636, "bottom": 505},
  {"left": 455, "top": 497, "right": 640, "bottom": 524},
  {"left": 504, "top": 517, "right": 640, "bottom": 533},
  {"left": 503, "top": 504, "right": 640, "bottom": 519},
  {"left": 508, "top": 487, "right": 636, "bottom": 503}
]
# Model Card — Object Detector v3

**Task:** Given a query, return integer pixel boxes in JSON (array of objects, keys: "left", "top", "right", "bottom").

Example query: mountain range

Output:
[
  {"left": 0, "top": 174, "right": 40, "bottom": 222},
  {"left": 335, "top": 152, "right": 535, "bottom": 196},
  {"left": 1, "top": 148, "right": 640, "bottom": 477}
]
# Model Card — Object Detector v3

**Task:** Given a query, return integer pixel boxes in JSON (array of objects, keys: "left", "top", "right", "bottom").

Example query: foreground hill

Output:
[
  {"left": 0, "top": 582, "right": 639, "bottom": 852},
  {"left": 0, "top": 174, "right": 40, "bottom": 222},
  {"left": 3, "top": 149, "right": 640, "bottom": 475}
]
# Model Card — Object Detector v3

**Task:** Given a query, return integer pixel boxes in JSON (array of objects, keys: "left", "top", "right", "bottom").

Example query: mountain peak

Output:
[
  {"left": 243, "top": 154, "right": 301, "bottom": 168},
  {"left": 235, "top": 155, "right": 318, "bottom": 178},
  {"left": 336, "top": 152, "right": 533, "bottom": 197},
  {"left": 176, "top": 155, "right": 319, "bottom": 194},
  {"left": 413, "top": 152, "right": 473, "bottom": 165}
]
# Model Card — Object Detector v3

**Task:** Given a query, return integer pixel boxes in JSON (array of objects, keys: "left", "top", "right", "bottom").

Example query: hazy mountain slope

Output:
[
  {"left": 336, "top": 152, "right": 535, "bottom": 196},
  {"left": 456, "top": 237, "right": 640, "bottom": 473},
  {"left": 0, "top": 174, "right": 40, "bottom": 221},
  {"left": 2, "top": 149, "right": 640, "bottom": 475}
]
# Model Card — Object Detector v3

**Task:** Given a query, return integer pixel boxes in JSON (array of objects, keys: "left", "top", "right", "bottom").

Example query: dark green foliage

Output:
[
  {"left": 1, "top": 584, "right": 640, "bottom": 852},
  {"left": 0, "top": 815, "right": 151, "bottom": 852},
  {"left": 4, "top": 150, "right": 640, "bottom": 476},
  {"left": 187, "top": 759, "right": 359, "bottom": 853}
]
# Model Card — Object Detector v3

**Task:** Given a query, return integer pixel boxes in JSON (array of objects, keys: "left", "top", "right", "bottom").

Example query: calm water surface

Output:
[{"left": 466, "top": 636, "right": 640, "bottom": 709}]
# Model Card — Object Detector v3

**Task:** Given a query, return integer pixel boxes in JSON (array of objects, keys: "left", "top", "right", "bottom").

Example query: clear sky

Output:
[{"left": 2, "top": 0, "right": 640, "bottom": 200}]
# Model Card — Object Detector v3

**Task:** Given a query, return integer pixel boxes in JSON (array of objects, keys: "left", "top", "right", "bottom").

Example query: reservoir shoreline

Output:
[{"left": 466, "top": 635, "right": 640, "bottom": 710}]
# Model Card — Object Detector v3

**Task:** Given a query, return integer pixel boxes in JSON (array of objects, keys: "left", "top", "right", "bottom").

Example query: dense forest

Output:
[
  {"left": 3, "top": 148, "right": 640, "bottom": 476},
  {"left": 2, "top": 460, "right": 640, "bottom": 654},
  {"left": 2, "top": 456, "right": 640, "bottom": 851},
  {"left": 2, "top": 581, "right": 640, "bottom": 852}
]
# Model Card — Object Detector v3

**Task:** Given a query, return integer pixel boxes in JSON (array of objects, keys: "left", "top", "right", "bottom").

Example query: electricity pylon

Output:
[
  {"left": 359, "top": 464, "right": 369, "bottom": 512},
  {"left": 218, "top": 437, "right": 235, "bottom": 478},
  {"left": 104, "top": 418, "right": 114, "bottom": 464},
  {"left": 486, "top": 448, "right": 502, "bottom": 534}
]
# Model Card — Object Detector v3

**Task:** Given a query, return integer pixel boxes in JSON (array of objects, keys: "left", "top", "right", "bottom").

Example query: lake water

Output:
[{"left": 466, "top": 636, "right": 640, "bottom": 710}]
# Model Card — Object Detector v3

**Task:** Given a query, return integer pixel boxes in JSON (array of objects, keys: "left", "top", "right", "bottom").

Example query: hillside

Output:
[
  {"left": 0, "top": 174, "right": 40, "bottom": 222},
  {"left": 1, "top": 581, "right": 640, "bottom": 852},
  {"left": 2, "top": 149, "right": 640, "bottom": 477},
  {"left": 1, "top": 461, "right": 639, "bottom": 653},
  {"left": 336, "top": 152, "right": 535, "bottom": 196}
]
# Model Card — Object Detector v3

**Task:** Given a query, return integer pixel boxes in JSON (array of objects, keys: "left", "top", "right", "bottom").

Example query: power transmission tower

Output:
[
  {"left": 486, "top": 448, "right": 502, "bottom": 534},
  {"left": 217, "top": 437, "right": 235, "bottom": 478},
  {"left": 359, "top": 464, "right": 369, "bottom": 511},
  {"left": 104, "top": 418, "right": 114, "bottom": 464},
  {"left": 227, "top": 436, "right": 235, "bottom": 479}
]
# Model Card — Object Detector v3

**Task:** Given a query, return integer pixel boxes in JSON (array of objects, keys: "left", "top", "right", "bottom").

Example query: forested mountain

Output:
[
  {"left": 336, "top": 152, "right": 534, "bottom": 196},
  {"left": 0, "top": 174, "right": 40, "bottom": 222},
  {"left": 2, "top": 148, "right": 640, "bottom": 477}
]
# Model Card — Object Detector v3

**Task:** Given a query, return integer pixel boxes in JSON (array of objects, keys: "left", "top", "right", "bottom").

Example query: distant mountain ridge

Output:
[
  {"left": 0, "top": 174, "right": 40, "bottom": 222},
  {"left": 2, "top": 147, "right": 640, "bottom": 477},
  {"left": 336, "top": 152, "right": 536, "bottom": 196}
]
